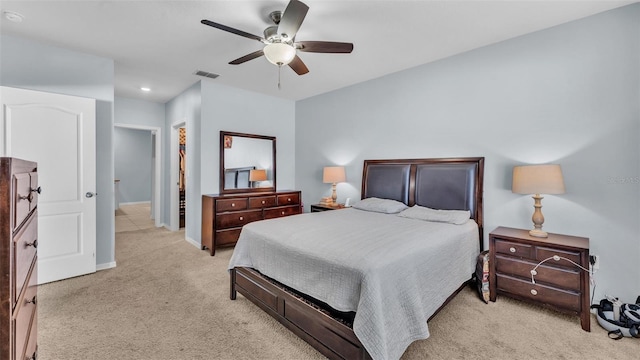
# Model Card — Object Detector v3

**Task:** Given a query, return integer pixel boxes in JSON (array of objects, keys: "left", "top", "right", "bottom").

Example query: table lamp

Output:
[
  {"left": 512, "top": 164, "right": 565, "bottom": 238},
  {"left": 323, "top": 166, "right": 346, "bottom": 206}
]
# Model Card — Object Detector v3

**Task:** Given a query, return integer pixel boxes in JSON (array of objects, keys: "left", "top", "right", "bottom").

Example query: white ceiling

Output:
[{"left": 0, "top": 1, "right": 634, "bottom": 103}]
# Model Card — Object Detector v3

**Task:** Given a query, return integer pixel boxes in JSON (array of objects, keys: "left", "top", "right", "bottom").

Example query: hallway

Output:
[{"left": 115, "top": 203, "right": 155, "bottom": 232}]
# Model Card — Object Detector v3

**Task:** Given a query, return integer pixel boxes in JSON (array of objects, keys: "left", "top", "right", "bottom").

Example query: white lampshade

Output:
[
  {"left": 323, "top": 166, "right": 346, "bottom": 184},
  {"left": 512, "top": 164, "right": 565, "bottom": 195},
  {"left": 263, "top": 43, "right": 296, "bottom": 66},
  {"left": 249, "top": 169, "right": 267, "bottom": 182}
]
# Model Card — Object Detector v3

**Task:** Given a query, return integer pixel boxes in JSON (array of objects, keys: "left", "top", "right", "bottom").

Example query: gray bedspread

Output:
[{"left": 228, "top": 208, "right": 479, "bottom": 360}]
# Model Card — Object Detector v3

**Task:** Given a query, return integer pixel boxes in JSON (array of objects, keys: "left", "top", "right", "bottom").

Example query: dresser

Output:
[
  {"left": 1, "top": 158, "right": 39, "bottom": 360},
  {"left": 489, "top": 226, "right": 590, "bottom": 331},
  {"left": 202, "top": 190, "right": 302, "bottom": 256}
]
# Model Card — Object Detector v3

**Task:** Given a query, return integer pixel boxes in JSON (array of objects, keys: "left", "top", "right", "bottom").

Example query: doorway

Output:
[
  {"left": 113, "top": 123, "right": 162, "bottom": 229},
  {"left": 170, "top": 121, "right": 187, "bottom": 232}
]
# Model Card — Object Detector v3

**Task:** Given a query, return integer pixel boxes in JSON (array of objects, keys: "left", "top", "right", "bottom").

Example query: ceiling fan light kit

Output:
[
  {"left": 201, "top": 0, "right": 353, "bottom": 79},
  {"left": 263, "top": 43, "right": 296, "bottom": 66}
]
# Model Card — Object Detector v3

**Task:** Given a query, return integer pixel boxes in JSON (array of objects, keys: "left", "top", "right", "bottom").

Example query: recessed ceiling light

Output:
[
  {"left": 140, "top": 87, "right": 151, "bottom": 92},
  {"left": 3, "top": 11, "right": 24, "bottom": 23}
]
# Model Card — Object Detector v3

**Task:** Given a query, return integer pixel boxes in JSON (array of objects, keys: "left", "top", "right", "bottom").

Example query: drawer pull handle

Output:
[
  {"left": 530, "top": 289, "right": 538, "bottom": 296},
  {"left": 509, "top": 247, "right": 516, "bottom": 253},
  {"left": 19, "top": 193, "right": 33, "bottom": 202},
  {"left": 287, "top": 198, "right": 291, "bottom": 202},
  {"left": 26, "top": 239, "right": 38, "bottom": 249},
  {"left": 231, "top": 203, "right": 236, "bottom": 207},
  {"left": 31, "top": 186, "right": 42, "bottom": 194},
  {"left": 26, "top": 350, "right": 37, "bottom": 360},
  {"left": 281, "top": 211, "right": 285, "bottom": 215},
  {"left": 261, "top": 200, "right": 265, "bottom": 204},
  {"left": 26, "top": 295, "right": 37, "bottom": 305},
  {"left": 239, "top": 216, "right": 244, "bottom": 221}
]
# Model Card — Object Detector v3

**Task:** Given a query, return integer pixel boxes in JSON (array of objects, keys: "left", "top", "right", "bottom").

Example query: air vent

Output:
[{"left": 194, "top": 70, "right": 220, "bottom": 79}]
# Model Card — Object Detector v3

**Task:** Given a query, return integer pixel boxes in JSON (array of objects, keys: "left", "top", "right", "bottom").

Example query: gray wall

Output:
[
  {"left": 0, "top": 34, "right": 116, "bottom": 268},
  {"left": 295, "top": 5, "right": 639, "bottom": 302},
  {"left": 114, "top": 127, "right": 152, "bottom": 203}
]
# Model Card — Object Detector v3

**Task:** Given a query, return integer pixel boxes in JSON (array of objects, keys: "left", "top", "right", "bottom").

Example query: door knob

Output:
[{"left": 85, "top": 192, "right": 98, "bottom": 198}]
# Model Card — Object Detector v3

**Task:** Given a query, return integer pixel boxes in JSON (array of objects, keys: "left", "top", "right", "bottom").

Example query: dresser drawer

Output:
[
  {"left": 14, "top": 261, "right": 37, "bottom": 360},
  {"left": 495, "top": 255, "right": 580, "bottom": 291},
  {"left": 264, "top": 205, "right": 301, "bottom": 219},
  {"left": 13, "top": 173, "right": 33, "bottom": 231},
  {"left": 216, "top": 198, "right": 248, "bottom": 212},
  {"left": 494, "top": 239, "right": 532, "bottom": 258},
  {"left": 248, "top": 195, "right": 277, "bottom": 209},
  {"left": 497, "top": 274, "right": 580, "bottom": 312},
  {"left": 13, "top": 213, "right": 37, "bottom": 308},
  {"left": 277, "top": 193, "right": 300, "bottom": 206},
  {"left": 216, "top": 228, "right": 243, "bottom": 246},
  {"left": 216, "top": 210, "right": 263, "bottom": 229}
]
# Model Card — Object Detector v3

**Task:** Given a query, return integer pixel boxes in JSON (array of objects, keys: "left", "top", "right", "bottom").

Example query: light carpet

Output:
[{"left": 38, "top": 227, "right": 637, "bottom": 359}]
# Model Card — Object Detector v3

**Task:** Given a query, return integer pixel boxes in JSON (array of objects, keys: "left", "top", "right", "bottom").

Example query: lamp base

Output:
[{"left": 529, "top": 229, "right": 548, "bottom": 238}]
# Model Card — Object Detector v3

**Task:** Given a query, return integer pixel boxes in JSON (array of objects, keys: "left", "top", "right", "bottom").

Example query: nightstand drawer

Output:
[
  {"left": 494, "top": 239, "right": 533, "bottom": 258},
  {"left": 497, "top": 274, "right": 581, "bottom": 312},
  {"left": 495, "top": 255, "right": 580, "bottom": 291},
  {"left": 535, "top": 246, "right": 581, "bottom": 266},
  {"left": 216, "top": 210, "right": 262, "bottom": 228}
]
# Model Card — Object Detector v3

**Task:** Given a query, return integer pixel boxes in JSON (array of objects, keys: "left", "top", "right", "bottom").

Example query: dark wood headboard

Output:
[{"left": 361, "top": 157, "right": 485, "bottom": 248}]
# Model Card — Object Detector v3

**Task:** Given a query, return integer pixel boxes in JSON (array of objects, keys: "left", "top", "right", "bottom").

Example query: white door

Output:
[{"left": 1, "top": 86, "right": 97, "bottom": 284}]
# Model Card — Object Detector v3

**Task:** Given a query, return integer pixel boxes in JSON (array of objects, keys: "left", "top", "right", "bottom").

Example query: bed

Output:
[{"left": 228, "top": 157, "right": 484, "bottom": 360}]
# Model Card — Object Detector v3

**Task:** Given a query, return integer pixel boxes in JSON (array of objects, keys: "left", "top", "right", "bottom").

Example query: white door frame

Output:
[
  {"left": 169, "top": 121, "right": 186, "bottom": 232},
  {"left": 114, "top": 123, "right": 162, "bottom": 227}
]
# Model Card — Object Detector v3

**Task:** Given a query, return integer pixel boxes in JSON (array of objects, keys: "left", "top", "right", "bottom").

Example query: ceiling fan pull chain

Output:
[{"left": 278, "top": 65, "right": 282, "bottom": 90}]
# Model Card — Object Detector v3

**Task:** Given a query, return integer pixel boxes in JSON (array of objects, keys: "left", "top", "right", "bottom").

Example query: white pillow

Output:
[
  {"left": 351, "top": 197, "right": 408, "bottom": 214},
  {"left": 397, "top": 205, "right": 470, "bottom": 225}
]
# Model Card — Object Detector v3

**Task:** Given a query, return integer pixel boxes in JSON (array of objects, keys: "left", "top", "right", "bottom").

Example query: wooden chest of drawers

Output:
[
  {"left": 489, "top": 226, "right": 590, "bottom": 331},
  {"left": 1, "top": 157, "right": 39, "bottom": 360},
  {"left": 202, "top": 191, "right": 302, "bottom": 256}
]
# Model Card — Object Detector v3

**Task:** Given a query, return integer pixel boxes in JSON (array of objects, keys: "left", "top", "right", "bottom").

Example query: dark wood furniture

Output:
[
  {"left": 310, "top": 204, "right": 345, "bottom": 212},
  {"left": 489, "top": 226, "right": 590, "bottom": 331},
  {"left": 201, "top": 190, "right": 302, "bottom": 256},
  {"left": 1, "top": 158, "right": 39, "bottom": 360},
  {"left": 230, "top": 157, "right": 484, "bottom": 360}
]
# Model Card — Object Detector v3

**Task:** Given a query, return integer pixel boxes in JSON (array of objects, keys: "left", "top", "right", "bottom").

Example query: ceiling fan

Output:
[{"left": 201, "top": 0, "right": 354, "bottom": 76}]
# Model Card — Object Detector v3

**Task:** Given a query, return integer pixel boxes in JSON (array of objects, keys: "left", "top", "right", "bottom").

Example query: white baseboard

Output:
[
  {"left": 185, "top": 236, "right": 201, "bottom": 249},
  {"left": 96, "top": 261, "right": 116, "bottom": 271},
  {"left": 119, "top": 201, "right": 151, "bottom": 206}
]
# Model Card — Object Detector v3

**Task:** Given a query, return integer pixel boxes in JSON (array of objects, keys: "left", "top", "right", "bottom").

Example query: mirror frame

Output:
[{"left": 219, "top": 131, "right": 276, "bottom": 194}]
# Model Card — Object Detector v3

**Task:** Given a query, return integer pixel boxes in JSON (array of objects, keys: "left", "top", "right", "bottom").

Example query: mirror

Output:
[{"left": 220, "top": 131, "right": 276, "bottom": 194}]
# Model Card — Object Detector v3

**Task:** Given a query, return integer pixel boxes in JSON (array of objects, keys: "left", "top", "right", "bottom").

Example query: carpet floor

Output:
[{"left": 38, "top": 227, "right": 637, "bottom": 359}]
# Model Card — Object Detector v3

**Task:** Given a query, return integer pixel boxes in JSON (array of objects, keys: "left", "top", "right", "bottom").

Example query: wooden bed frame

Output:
[{"left": 230, "top": 157, "right": 485, "bottom": 360}]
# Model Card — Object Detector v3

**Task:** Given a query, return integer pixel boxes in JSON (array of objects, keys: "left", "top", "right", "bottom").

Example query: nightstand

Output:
[
  {"left": 310, "top": 204, "right": 345, "bottom": 212},
  {"left": 489, "top": 226, "right": 590, "bottom": 331}
]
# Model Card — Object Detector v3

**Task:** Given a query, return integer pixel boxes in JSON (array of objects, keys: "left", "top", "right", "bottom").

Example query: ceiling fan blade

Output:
[
  {"left": 201, "top": 19, "right": 264, "bottom": 43},
  {"left": 297, "top": 41, "right": 354, "bottom": 54},
  {"left": 288, "top": 55, "right": 309, "bottom": 75},
  {"left": 229, "top": 50, "right": 265, "bottom": 65},
  {"left": 277, "top": 0, "right": 309, "bottom": 41}
]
